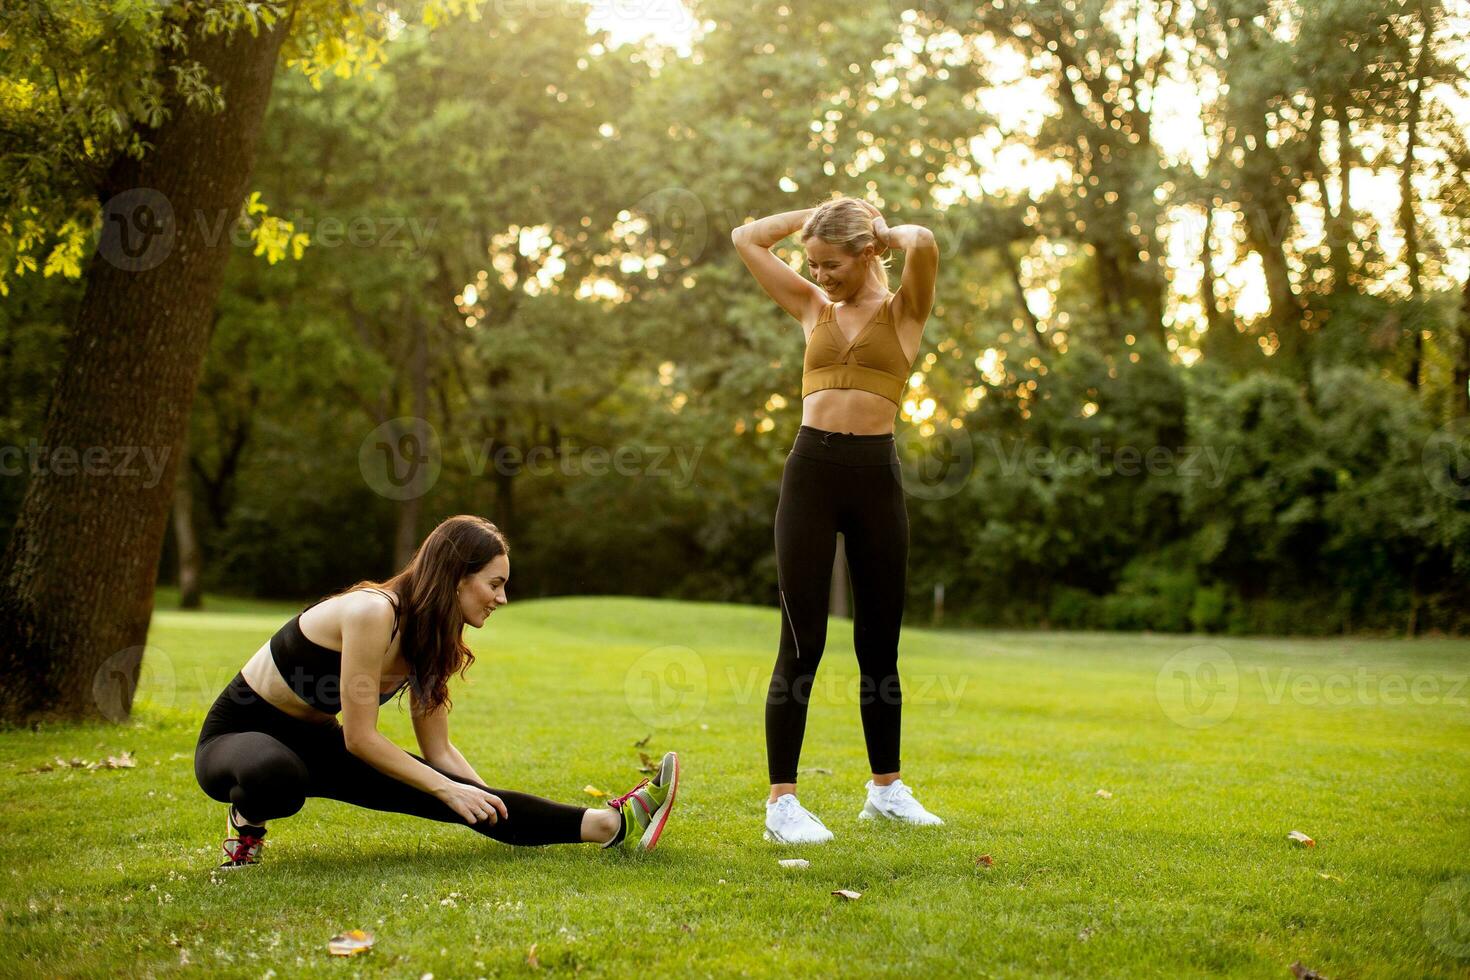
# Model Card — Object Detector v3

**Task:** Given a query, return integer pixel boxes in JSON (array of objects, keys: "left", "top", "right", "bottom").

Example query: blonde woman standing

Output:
[{"left": 732, "top": 198, "right": 943, "bottom": 844}]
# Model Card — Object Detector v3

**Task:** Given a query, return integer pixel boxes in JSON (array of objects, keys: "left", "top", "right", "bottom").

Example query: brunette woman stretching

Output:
[{"left": 195, "top": 515, "right": 679, "bottom": 867}]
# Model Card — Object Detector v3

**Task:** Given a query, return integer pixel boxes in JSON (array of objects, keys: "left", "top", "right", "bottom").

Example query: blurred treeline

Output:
[{"left": 4, "top": 0, "right": 1469, "bottom": 635}]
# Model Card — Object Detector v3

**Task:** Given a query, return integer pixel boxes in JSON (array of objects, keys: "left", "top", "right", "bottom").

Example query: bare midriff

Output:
[
  {"left": 801, "top": 387, "right": 900, "bottom": 435},
  {"left": 240, "top": 642, "right": 338, "bottom": 723},
  {"left": 237, "top": 596, "right": 412, "bottom": 724}
]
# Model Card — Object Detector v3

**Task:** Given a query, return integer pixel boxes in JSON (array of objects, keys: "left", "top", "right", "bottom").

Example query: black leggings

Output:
[
  {"left": 194, "top": 672, "right": 588, "bottom": 846},
  {"left": 766, "top": 425, "right": 908, "bottom": 784}
]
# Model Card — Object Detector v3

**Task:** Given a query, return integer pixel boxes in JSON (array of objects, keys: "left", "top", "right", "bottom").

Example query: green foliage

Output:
[
  {"left": 0, "top": 0, "right": 482, "bottom": 295},
  {"left": 4, "top": 0, "right": 1469, "bottom": 634}
]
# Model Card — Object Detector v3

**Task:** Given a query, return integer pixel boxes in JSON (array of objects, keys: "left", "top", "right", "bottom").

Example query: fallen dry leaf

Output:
[
  {"left": 1095, "top": 788, "right": 1113, "bottom": 799},
  {"left": 1288, "top": 960, "right": 1327, "bottom": 979},
  {"left": 831, "top": 889, "right": 862, "bottom": 901},
  {"left": 1317, "top": 872, "right": 1343, "bottom": 882},
  {"left": 25, "top": 753, "right": 136, "bottom": 774},
  {"left": 778, "top": 859, "right": 810, "bottom": 869},
  {"left": 526, "top": 942, "right": 540, "bottom": 969},
  {"left": 797, "top": 767, "right": 833, "bottom": 776},
  {"left": 633, "top": 733, "right": 652, "bottom": 748},
  {"left": 976, "top": 854, "right": 995, "bottom": 867},
  {"left": 637, "top": 752, "right": 657, "bottom": 774},
  {"left": 327, "top": 929, "right": 374, "bottom": 957},
  {"left": 1287, "top": 830, "right": 1316, "bottom": 847},
  {"left": 583, "top": 785, "right": 606, "bottom": 798}
]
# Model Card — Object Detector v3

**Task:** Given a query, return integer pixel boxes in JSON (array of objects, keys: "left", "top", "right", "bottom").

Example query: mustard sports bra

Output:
[{"left": 801, "top": 285, "right": 913, "bottom": 406}]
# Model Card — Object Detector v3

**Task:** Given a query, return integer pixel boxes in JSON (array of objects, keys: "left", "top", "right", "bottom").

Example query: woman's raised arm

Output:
[
  {"left": 883, "top": 221, "right": 939, "bottom": 330},
  {"left": 731, "top": 208, "right": 828, "bottom": 324}
]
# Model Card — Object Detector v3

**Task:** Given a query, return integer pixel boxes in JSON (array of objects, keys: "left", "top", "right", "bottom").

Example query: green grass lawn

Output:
[{"left": 2, "top": 595, "right": 1468, "bottom": 977}]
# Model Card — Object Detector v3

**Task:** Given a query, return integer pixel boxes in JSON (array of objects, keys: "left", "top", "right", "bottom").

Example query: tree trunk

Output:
[
  {"left": 1000, "top": 243, "right": 1045, "bottom": 350},
  {"left": 1455, "top": 274, "right": 1470, "bottom": 418},
  {"left": 492, "top": 417, "right": 516, "bottom": 532},
  {"left": 1406, "top": 562, "right": 1421, "bottom": 638},
  {"left": 392, "top": 320, "right": 432, "bottom": 570},
  {"left": 0, "top": 10, "right": 294, "bottom": 723},
  {"left": 1402, "top": 15, "right": 1427, "bottom": 388},
  {"left": 173, "top": 438, "right": 203, "bottom": 610},
  {"left": 1332, "top": 98, "right": 1356, "bottom": 291},
  {"left": 1200, "top": 207, "right": 1228, "bottom": 338},
  {"left": 1316, "top": 108, "right": 1346, "bottom": 288},
  {"left": 1240, "top": 179, "right": 1304, "bottom": 362}
]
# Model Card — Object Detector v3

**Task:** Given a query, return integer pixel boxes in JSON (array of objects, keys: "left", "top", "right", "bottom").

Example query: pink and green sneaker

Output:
[
  {"left": 602, "top": 751, "right": 679, "bottom": 852},
  {"left": 219, "top": 805, "right": 266, "bottom": 870}
]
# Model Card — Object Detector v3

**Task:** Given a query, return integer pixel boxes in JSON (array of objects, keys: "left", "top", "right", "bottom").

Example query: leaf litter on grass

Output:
[{"left": 23, "top": 751, "right": 136, "bottom": 773}]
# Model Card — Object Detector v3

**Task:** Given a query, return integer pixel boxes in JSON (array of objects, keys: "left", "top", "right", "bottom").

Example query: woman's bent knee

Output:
[{"left": 196, "top": 731, "right": 310, "bottom": 820}]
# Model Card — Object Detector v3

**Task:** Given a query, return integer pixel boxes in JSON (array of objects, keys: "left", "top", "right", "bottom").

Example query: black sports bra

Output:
[{"left": 269, "top": 588, "right": 409, "bottom": 713}]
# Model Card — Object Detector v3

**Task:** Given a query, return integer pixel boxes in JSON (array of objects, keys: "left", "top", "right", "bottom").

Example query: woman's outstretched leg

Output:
[{"left": 305, "top": 732, "right": 589, "bottom": 847}]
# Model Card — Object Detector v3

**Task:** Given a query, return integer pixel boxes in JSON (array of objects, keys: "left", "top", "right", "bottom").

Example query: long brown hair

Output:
[
  {"left": 335, "top": 514, "right": 510, "bottom": 714},
  {"left": 800, "top": 197, "right": 891, "bottom": 291}
]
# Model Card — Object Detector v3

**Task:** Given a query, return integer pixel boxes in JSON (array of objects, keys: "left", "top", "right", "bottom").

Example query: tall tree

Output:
[
  {"left": 0, "top": 5, "right": 299, "bottom": 722},
  {"left": 0, "top": 0, "right": 465, "bottom": 722}
]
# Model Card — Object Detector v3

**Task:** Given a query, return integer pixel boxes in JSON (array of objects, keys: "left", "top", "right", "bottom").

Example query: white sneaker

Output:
[
  {"left": 858, "top": 779, "right": 944, "bottom": 826},
  {"left": 764, "top": 793, "right": 835, "bottom": 844}
]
